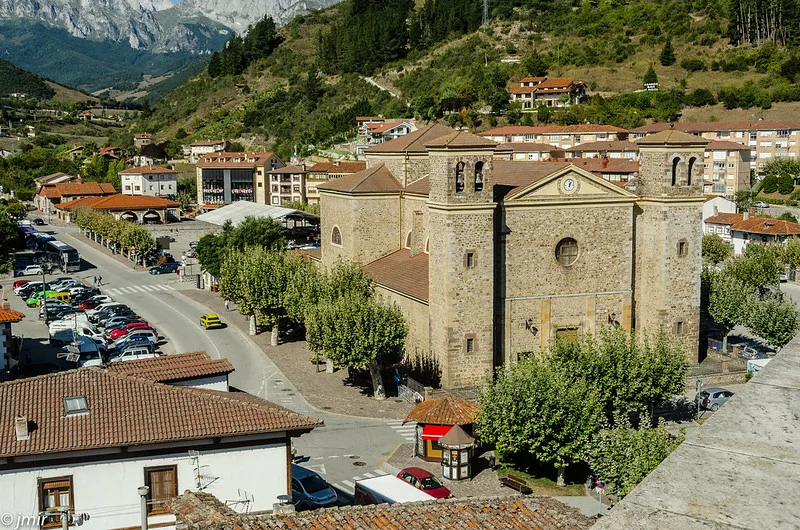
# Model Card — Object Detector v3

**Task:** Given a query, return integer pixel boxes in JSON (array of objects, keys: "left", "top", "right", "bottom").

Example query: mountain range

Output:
[{"left": 0, "top": 0, "right": 341, "bottom": 94}]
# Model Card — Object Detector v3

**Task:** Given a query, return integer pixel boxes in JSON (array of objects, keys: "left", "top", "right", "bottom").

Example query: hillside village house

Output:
[
  {"left": 355, "top": 116, "right": 387, "bottom": 129},
  {"left": 189, "top": 140, "right": 229, "bottom": 163},
  {"left": 631, "top": 120, "right": 800, "bottom": 174},
  {"left": 196, "top": 152, "right": 284, "bottom": 207},
  {"left": 0, "top": 360, "right": 321, "bottom": 530},
  {"left": 133, "top": 142, "right": 169, "bottom": 167},
  {"left": 33, "top": 172, "right": 80, "bottom": 189},
  {"left": 120, "top": 166, "right": 178, "bottom": 198},
  {"left": 34, "top": 182, "right": 116, "bottom": 214},
  {"left": 508, "top": 76, "right": 587, "bottom": 109},
  {"left": 703, "top": 211, "right": 743, "bottom": 243},
  {"left": 57, "top": 194, "right": 181, "bottom": 224},
  {"left": 730, "top": 215, "right": 800, "bottom": 255},
  {"left": 266, "top": 165, "right": 306, "bottom": 205},
  {"left": 702, "top": 196, "right": 738, "bottom": 239},
  {"left": 305, "top": 161, "right": 366, "bottom": 205},
  {"left": 97, "top": 146, "right": 122, "bottom": 160},
  {"left": 317, "top": 125, "right": 706, "bottom": 388},
  {"left": 67, "top": 145, "right": 84, "bottom": 160},
  {"left": 480, "top": 125, "right": 628, "bottom": 149},
  {"left": 357, "top": 120, "right": 416, "bottom": 155},
  {"left": 133, "top": 133, "right": 153, "bottom": 149}
]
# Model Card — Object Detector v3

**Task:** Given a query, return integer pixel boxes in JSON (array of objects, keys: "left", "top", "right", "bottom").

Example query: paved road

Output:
[{"left": 11, "top": 222, "right": 415, "bottom": 505}]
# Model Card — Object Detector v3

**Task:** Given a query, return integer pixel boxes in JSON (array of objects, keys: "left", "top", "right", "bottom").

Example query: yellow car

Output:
[{"left": 200, "top": 313, "right": 223, "bottom": 329}]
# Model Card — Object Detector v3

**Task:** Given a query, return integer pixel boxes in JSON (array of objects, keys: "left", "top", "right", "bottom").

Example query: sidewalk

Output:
[{"left": 181, "top": 288, "right": 414, "bottom": 420}]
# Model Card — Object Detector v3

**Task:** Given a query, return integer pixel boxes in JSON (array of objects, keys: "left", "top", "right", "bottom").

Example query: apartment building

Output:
[
  {"left": 120, "top": 166, "right": 178, "bottom": 197},
  {"left": 195, "top": 152, "right": 284, "bottom": 207},
  {"left": 701, "top": 140, "right": 751, "bottom": 197},
  {"left": 508, "top": 76, "right": 587, "bottom": 109},
  {"left": 566, "top": 140, "right": 639, "bottom": 160},
  {"left": 266, "top": 165, "right": 306, "bottom": 205},
  {"left": 631, "top": 120, "right": 800, "bottom": 174},
  {"left": 305, "top": 161, "right": 367, "bottom": 205},
  {"left": 496, "top": 143, "right": 564, "bottom": 161},
  {"left": 189, "top": 140, "right": 229, "bottom": 163},
  {"left": 481, "top": 125, "right": 628, "bottom": 149}
]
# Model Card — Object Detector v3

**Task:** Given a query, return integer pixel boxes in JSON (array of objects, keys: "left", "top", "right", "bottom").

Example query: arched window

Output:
[
  {"left": 405, "top": 231, "right": 412, "bottom": 248},
  {"left": 331, "top": 226, "right": 342, "bottom": 246},
  {"left": 474, "top": 161, "right": 484, "bottom": 192},
  {"left": 555, "top": 237, "right": 579, "bottom": 266},
  {"left": 687, "top": 157, "right": 697, "bottom": 186},
  {"left": 671, "top": 156, "right": 680, "bottom": 186},
  {"left": 455, "top": 161, "right": 465, "bottom": 193},
  {"left": 425, "top": 238, "right": 430, "bottom": 253}
]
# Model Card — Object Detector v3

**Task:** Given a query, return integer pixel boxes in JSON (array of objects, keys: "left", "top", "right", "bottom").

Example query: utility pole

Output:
[
  {"left": 41, "top": 266, "right": 48, "bottom": 324},
  {"left": 138, "top": 486, "right": 150, "bottom": 530},
  {"left": 482, "top": 0, "right": 489, "bottom": 27}
]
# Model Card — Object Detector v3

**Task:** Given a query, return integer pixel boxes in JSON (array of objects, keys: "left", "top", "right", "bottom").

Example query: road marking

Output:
[
  {"left": 341, "top": 480, "right": 355, "bottom": 489},
  {"left": 166, "top": 285, "right": 175, "bottom": 290},
  {"left": 362, "top": 472, "right": 375, "bottom": 478},
  {"left": 311, "top": 457, "right": 324, "bottom": 461},
  {"left": 142, "top": 285, "right": 155, "bottom": 291},
  {"left": 119, "top": 287, "right": 135, "bottom": 294},
  {"left": 328, "top": 455, "right": 339, "bottom": 459},
  {"left": 108, "top": 288, "right": 122, "bottom": 295},
  {"left": 374, "top": 469, "right": 388, "bottom": 476},
  {"left": 306, "top": 463, "right": 327, "bottom": 475},
  {"left": 156, "top": 285, "right": 169, "bottom": 291},
  {"left": 133, "top": 286, "right": 147, "bottom": 293}
]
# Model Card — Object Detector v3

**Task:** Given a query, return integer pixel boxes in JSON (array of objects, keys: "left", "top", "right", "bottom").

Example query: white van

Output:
[
  {"left": 50, "top": 325, "right": 105, "bottom": 346},
  {"left": 354, "top": 475, "right": 434, "bottom": 505},
  {"left": 108, "top": 347, "right": 162, "bottom": 363}
]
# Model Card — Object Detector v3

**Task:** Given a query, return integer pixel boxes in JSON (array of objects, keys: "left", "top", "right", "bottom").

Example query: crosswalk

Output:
[
  {"left": 386, "top": 419, "right": 417, "bottom": 442},
  {"left": 331, "top": 468, "right": 389, "bottom": 495},
  {"left": 105, "top": 284, "right": 176, "bottom": 296}
]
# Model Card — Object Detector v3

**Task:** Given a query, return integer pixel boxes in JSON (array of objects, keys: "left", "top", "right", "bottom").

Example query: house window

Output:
[
  {"left": 671, "top": 156, "right": 680, "bottom": 186},
  {"left": 687, "top": 157, "right": 697, "bottom": 185},
  {"left": 474, "top": 162, "right": 484, "bottom": 192},
  {"left": 64, "top": 396, "right": 88, "bottom": 415},
  {"left": 465, "top": 251, "right": 475, "bottom": 268},
  {"left": 555, "top": 237, "right": 579, "bottom": 266},
  {"left": 455, "top": 162, "right": 465, "bottom": 193},
  {"left": 555, "top": 327, "right": 579, "bottom": 343},
  {"left": 465, "top": 335, "right": 476, "bottom": 353},
  {"left": 39, "top": 476, "right": 73, "bottom": 527},
  {"left": 331, "top": 226, "right": 342, "bottom": 246},
  {"left": 677, "top": 239, "right": 688, "bottom": 257},
  {"left": 144, "top": 465, "right": 178, "bottom": 514},
  {"left": 676, "top": 320, "right": 685, "bottom": 335},
  {"left": 135, "top": 186, "right": 140, "bottom": 191}
]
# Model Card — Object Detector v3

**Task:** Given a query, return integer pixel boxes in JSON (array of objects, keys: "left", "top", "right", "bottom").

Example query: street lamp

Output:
[
  {"left": 40, "top": 260, "right": 48, "bottom": 324},
  {"left": 138, "top": 486, "right": 150, "bottom": 530}
]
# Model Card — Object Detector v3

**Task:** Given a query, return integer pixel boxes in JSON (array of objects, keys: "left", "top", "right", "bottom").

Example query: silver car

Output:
[{"left": 697, "top": 387, "right": 734, "bottom": 412}]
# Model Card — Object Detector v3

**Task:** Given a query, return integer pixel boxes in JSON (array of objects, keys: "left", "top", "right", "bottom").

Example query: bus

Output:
[{"left": 46, "top": 240, "right": 81, "bottom": 272}]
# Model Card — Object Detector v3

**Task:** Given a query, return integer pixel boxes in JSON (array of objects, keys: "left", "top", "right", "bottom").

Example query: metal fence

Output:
[{"left": 398, "top": 376, "right": 426, "bottom": 404}]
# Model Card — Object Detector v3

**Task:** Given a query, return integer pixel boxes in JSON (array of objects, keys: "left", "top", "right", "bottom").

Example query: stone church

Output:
[{"left": 317, "top": 124, "right": 706, "bottom": 388}]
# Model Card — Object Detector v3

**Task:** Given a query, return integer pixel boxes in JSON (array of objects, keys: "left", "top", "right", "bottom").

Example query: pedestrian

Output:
[
  {"left": 92, "top": 276, "right": 97, "bottom": 286},
  {"left": 224, "top": 299, "right": 230, "bottom": 312},
  {"left": 97, "top": 275, "right": 102, "bottom": 286}
]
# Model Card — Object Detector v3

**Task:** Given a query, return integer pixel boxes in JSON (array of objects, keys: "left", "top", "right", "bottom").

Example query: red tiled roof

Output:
[
  {"left": 535, "top": 77, "right": 579, "bottom": 89},
  {"left": 632, "top": 120, "right": 800, "bottom": 133},
  {"left": 635, "top": 130, "right": 708, "bottom": 145},
  {"left": 0, "top": 368, "right": 322, "bottom": 458},
  {"left": 406, "top": 394, "right": 479, "bottom": 425},
  {"left": 425, "top": 130, "right": 497, "bottom": 149},
  {"left": 493, "top": 161, "right": 571, "bottom": 191},
  {"left": 119, "top": 166, "right": 177, "bottom": 175},
  {"left": 498, "top": 142, "right": 562, "bottom": 152},
  {"left": 706, "top": 140, "right": 750, "bottom": 150},
  {"left": 37, "top": 185, "right": 61, "bottom": 198},
  {"left": 57, "top": 194, "right": 180, "bottom": 211},
  {"left": 0, "top": 308, "right": 25, "bottom": 323},
  {"left": 567, "top": 140, "right": 638, "bottom": 152},
  {"left": 704, "top": 213, "right": 744, "bottom": 225},
  {"left": 364, "top": 248, "right": 429, "bottom": 302},
  {"left": 317, "top": 165, "right": 402, "bottom": 194},
  {"left": 481, "top": 124, "right": 627, "bottom": 136},
  {"left": 105, "top": 351, "right": 234, "bottom": 383},
  {"left": 170, "top": 491, "right": 595, "bottom": 530},
  {"left": 510, "top": 85, "right": 536, "bottom": 95},
  {"left": 134, "top": 133, "right": 152, "bottom": 139},
  {"left": 547, "top": 157, "right": 640, "bottom": 173},
  {"left": 196, "top": 152, "right": 281, "bottom": 168},
  {"left": 520, "top": 76, "right": 547, "bottom": 83},
  {"left": 403, "top": 176, "right": 430, "bottom": 196},
  {"left": 365, "top": 123, "right": 455, "bottom": 154},
  {"left": 267, "top": 164, "right": 308, "bottom": 175},
  {"left": 730, "top": 216, "right": 800, "bottom": 235},
  {"left": 98, "top": 146, "right": 119, "bottom": 154},
  {"left": 367, "top": 120, "right": 407, "bottom": 133},
  {"left": 307, "top": 161, "right": 366, "bottom": 174},
  {"left": 39, "top": 182, "right": 117, "bottom": 198}
]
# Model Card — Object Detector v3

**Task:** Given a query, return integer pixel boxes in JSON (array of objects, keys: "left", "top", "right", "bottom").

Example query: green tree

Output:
[
  {"left": 782, "top": 238, "right": 800, "bottom": 272},
  {"left": 708, "top": 271, "right": 758, "bottom": 351},
  {"left": 702, "top": 234, "right": 732, "bottom": 264},
  {"left": 0, "top": 202, "right": 24, "bottom": 271},
  {"left": 643, "top": 65, "right": 659, "bottom": 88},
  {"left": 777, "top": 212, "right": 799, "bottom": 223},
  {"left": 586, "top": 414, "right": 683, "bottom": 497},
  {"left": 725, "top": 246, "right": 782, "bottom": 289},
  {"left": 659, "top": 38, "right": 676, "bottom": 66},
  {"left": 207, "top": 51, "right": 222, "bottom": 78},
  {"left": 477, "top": 355, "right": 604, "bottom": 486},
  {"left": 536, "top": 102, "right": 551, "bottom": 124},
  {"left": 228, "top": 216, "right": 286, "bottom": 251},
  {"left": 195, "top": 220, "right": 233, "bottom": 277},
  {"left": 745, "top": 294, "right": 800, "bottom": 349},
  {"left": 522, "top": 50, "right": 549, "bottom": 77},
  {"left": 734, "top": 189, "right": 753, "bottom": 211}
]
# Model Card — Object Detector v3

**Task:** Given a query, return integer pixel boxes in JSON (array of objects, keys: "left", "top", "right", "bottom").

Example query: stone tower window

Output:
[
  {"left": 455, "top": 162, "right": 465, "bottom": 193},
  {"left": 677, "top": 239, "right": 688, "bottom": 257},
  {"left": 676, "top": 320, "right": 685, "bottom": 335},
  {"left": 405, "top": 232, "right": 412, "bottom": 248},
  {"left": 671, "top": 156, "right": 680, "bottom": 186},
  {"left": 465, "top": 251, "right": 476, "bottom": 268},
  {"left": 331, "top": 226, "right": 342, "bottom": 246},
  {"left": 555, "top": 237, "right": 579, "bottom": 266},
  {"left": 464, "top": 334, "right": 476, "bottom": 353},
  {"left": 687, "top": 157, "right": 697, "bottom": 185},
  {"left": 425, "top": 238, "right": 430, "bottom": 253},
  {"left": 474, "top": 161, "right": 484, "bottom": 192}
]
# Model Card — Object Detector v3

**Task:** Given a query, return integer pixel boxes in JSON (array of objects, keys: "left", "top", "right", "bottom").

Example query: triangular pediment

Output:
[{"left": 505, "top": 164, "right": 637, "bottom": 202}]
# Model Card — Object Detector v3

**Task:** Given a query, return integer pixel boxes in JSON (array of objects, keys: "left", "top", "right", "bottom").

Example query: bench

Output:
[{"left": 500, "top": 474, "right": 533, "bottom": 494}]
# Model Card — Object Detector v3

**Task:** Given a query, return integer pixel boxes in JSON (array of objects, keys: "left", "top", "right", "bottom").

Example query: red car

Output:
[
  {"left": 397, "top": 467, "right": 451, "bottom": 499},
  {"left": 108, "top": 322, "right": 153, "bottom": 341},
  {"left": 13, "top": 279, "right": 30, "bottom": 290},
  {"left": 79, "top": 299, "right": 102, "bottom": 310}
]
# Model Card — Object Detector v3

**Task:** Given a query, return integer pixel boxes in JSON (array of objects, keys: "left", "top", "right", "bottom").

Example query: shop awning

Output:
[{"left": 421, "top": 424, "right": 453, "bottom": 440}]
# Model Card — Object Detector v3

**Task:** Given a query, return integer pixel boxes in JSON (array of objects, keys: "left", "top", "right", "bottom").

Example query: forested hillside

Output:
[
  {"left": 133, "top": 0, "right": 800, "bottom": 161},
  {"left": 0, "top": 59, "right": 54, "bottom": 99}
]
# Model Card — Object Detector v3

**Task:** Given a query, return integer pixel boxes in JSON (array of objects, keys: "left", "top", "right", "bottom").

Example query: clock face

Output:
[{"left": 563, "top": 178, "right": 576, "bottom": 192}]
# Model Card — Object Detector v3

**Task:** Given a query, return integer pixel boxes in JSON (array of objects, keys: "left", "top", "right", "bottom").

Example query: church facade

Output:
[{"left": 317, "top": 125, "right": 706, "bottom": 388}]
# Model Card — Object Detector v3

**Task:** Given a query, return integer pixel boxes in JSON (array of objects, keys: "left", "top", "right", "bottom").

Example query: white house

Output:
[
  {"left": 702, "top": 196, "right": 738, "bottom": 239},
  {"left": 0, "top": 366, "right": 322, "bottom": 530},
  {"left": 104, "top": 350, "right": 234, "bottom": 391},
  {"left": 730, "top": 216, "right": 800, "bottom": 255},
  {"left": 120, "top": 166, "right": 178, "bottom": 197},
  {"left": 189, "top": 140, "right": 229, "bottom": 163}
]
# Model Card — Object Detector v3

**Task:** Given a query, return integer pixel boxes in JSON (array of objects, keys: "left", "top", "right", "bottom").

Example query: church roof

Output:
[
  {"left": 425, "top": 130, "right": 497, "bottom": 149},
  {"left": 364, "top": 249, "right": 429, "bottom": 302},
  {"left": 405, "top": 394, "right": 479, "bottom": 425},
  {"left": 365, "top": 123, "right": 454, "bottom": 154},
  {"left": 316, "top": 165, "right": 402, "bottom": 194},
  {"left": 403, "top": 176, "right": 430, "bottom": 196},
  {"left": 492, "top": 160, "right": 571, "bottom": 192},
  {"left": 635, "top": 129, "right": 709, "bottom": 145}
]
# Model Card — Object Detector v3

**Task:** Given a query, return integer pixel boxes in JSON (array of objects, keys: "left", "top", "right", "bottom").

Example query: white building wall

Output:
[
  {"left": 0, "top": 440, "right": 287, "bottom": 530},
  {"left": 172, "top": 374, "right": 228, "bottom": 391}
]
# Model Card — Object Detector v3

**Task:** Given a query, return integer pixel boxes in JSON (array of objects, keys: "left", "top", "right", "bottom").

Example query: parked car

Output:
[
  {"left": 16, "top": 281, "right": 44, "bottom": 296},
  {"left": 15, "top": 264, "right": 43, "bottom": 277},
  {"left": 26, "top": 290, "right": 58, "bottom": 307},
  {"left": 753, "top": 201, "right": 769, "bottom": 208},
  {"left": 79, "top": 299, "right": 103, "bottom": 310},
  {"left": 396, "top": 467, "right": 452, "bottom": 499},
  {"left": 45, "top": 307, "right": 84, "bottom": 324},
  {"left": 86, "top": 295, "right": 114, "bottom": 305},
  {"left": 110, "top": 335, "right": 155, "bottom": 353},
  {"left": 38, "top": 301, "right": 72, "bottom": 317},
  {"left": 697, "top": 387, "right": 735, "bottom": 412},
  {"left": 108, "top": 346, "right": 162, "bottom": 363},
  {"left": 149, "top": 263, "right": 179, "bottom": 275},
  {"left": 189, "top": 240, "right": 199, "bottom": 248},
  {"left": 107, "top": 323, "right": 153, "bottom": 342},
  {"left": 13, "top": 279, "right": 30, "bottom": 290},
  {"left": 101, "top": 315, "right": 139, "bottom": 331},
  {"left": 32, "top": 218, "right": 45, "bottom": 226},
  {"left": 200, "top": 313, "right": 223, "bottom": 329},
  {"left": 183, "top": 248, "right": 197, "bottom": 258},
  {"left": 291, "top": 464, "right": 338, "bottom": 510},
  {"left": 740, "top": 346, "right": 768, "bottom": 360}
]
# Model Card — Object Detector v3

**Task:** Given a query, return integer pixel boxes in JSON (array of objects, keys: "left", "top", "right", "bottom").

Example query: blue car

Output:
[
  {"left": 109, "top": 335, "right": 154, "bottom": 352},
  {"left": 149, "top": 263, "right": 179, "bottom": 275}
]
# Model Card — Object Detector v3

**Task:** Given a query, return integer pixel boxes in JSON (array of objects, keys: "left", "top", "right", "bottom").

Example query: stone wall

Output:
[
  {"left": 365, "top": 153, "right": 429, "bottom": 186},
  {"left": 401, "top": 196, "right": 427, "bottom": 254},
  {"left": 428, "top": 150, "right": 494, "bottom": 205},
  {"left": 374, "top": 285, "right": 430, "bottom": 369}
]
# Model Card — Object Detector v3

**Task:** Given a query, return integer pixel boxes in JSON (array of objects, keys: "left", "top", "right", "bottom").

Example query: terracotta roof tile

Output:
[
  {"left": 705, "top": 213, "right": 744, "bottom": 225},
  {"left": 307, "top": 161, "right": 366, "bottom": 174},
  {"left": 520, "top": 76, "right": 547, "bottom": 83},
  {"left": 364, "top": 249, "right": 429, "bottom": 302},
  {"left": 267, "top": 164, "right": 308, "bottom": 175},
  {"left": 57, "top": 194, "right": 180, "bottom": 211},
  {"left": 367, "top": 120, "right": 408, "bottom": 133},
  {"left": 39, "top": 182, "right": 117, "bottom": 198},
  {"left": 105, "top": 351, "right": 234, "bottom": 383},
  {"left": 134, "top": 133, "right": 152, "bottom": 139},
  {"left": 365, "top": 123, "right": 455, "bottom": 154},
  {"left": 0, "top": 309, "right": 25, "bottom": 323},
  {"left": 197, "top": 152, "right": 281, "bottom": 169},
  {"left": 546, "top": 158, "right": 640, "bottom": 173},
  {"left": 425, "top": 130, "right": 498, "bottom": 149},
  {"left": 706, "top": 140, "right": 750, "bottom": 150},
  {"left": 481, "top": 124, "right": 626, "bottom": 136},
  {"left": 730, "top": 216, "right": 800, "bottom": 235},
  {"left": 316, "top": 165, "right": 402, "bottom": 194},
  {"left": 497, "top": 142, "right": 562, "bottom": 152},
  {"left": 535, "top": 77, "right": 580, "bottom": 89},
  {"left": 0, "top": 368, "right": 322, "bottom": 458},
  {"left": 119, "top": 166, "right": 177, "bottom": 175},
  {"left": 510, "top": 85, "right": 536, "bottom": 95},
  {"left": 170, "top": 491, "right": 595, "bottom": 530},
  {"left": 405, "top": 394, "right": 479, "bottom": 425},
  {"left": 403, "top": 176, "right": 430, "bottom": 196},
  {"left": 635, "top": 130, "right": 708, "bottom": 145},
  {"left": 493, "top": 160, "right": 571, "bottom": 192},
  {"left": 632, "top": 120, "right": 800, "bottom": 133}
]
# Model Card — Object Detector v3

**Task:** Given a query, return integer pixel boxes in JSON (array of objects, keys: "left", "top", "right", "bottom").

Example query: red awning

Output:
[{"left": 421, "top": 424, "right": 452, "bottom": 440}]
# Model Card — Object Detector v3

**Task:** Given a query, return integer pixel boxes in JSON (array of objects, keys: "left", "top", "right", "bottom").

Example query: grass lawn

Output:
[{"left": 497, "top": 465, "right": 586, "bottom": 496}]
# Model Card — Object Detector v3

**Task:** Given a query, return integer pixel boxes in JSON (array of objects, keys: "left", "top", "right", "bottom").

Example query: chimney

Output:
[
  {"left": 15, "top": 416, "right": 29, "bottom": 441},
  {"left": 1, "top": 288, "right": 9, "bottom": 310},
  {"left": 713, "top": 206, "right": 719, "bottom": 216},
  {"left": 334, "top": 161, "right": 341, "bottom": 166},
  {"left": 601, "top": 156, "right": 609, "bottom": 169},
  {"left": 743, "top": 211, "right": 750, "bottom": 220}
]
